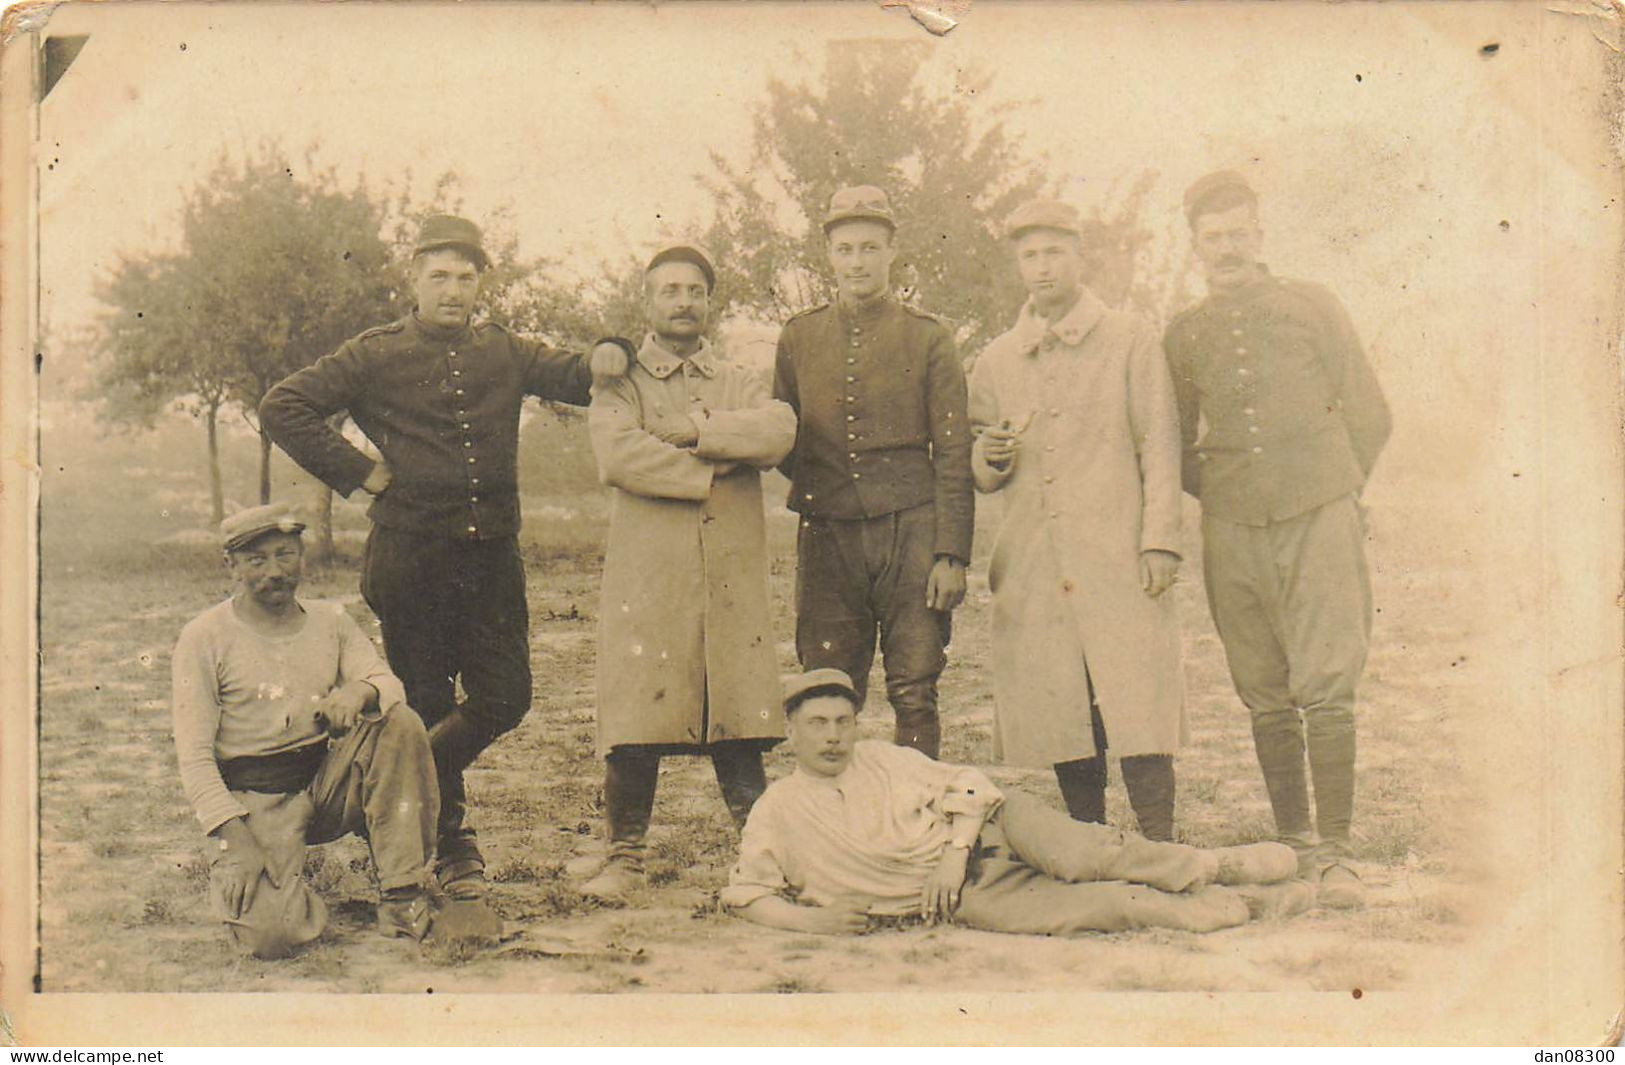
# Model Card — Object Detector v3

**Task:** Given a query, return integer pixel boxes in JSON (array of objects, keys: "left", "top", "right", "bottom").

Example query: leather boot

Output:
[
  {"left": 427, "top": 709, "right": 498, "bottom": 897},
  {"left": 581, "top": 748, "right": 658, "bottom": 902},
  {"left": 1250, "top": 708, "right": 1313, "bottom": 855},
  {"left": 1121, "top": 753, "right": 1176, "bottom": 841}
]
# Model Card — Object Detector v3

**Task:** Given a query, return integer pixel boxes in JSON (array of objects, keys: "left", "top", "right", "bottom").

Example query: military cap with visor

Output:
[
  {"left": 822, "top": 185, "right": 896, "bottom": 234},
  {"left": 782, "top": 667, "right": 862, "bottom": 714},
  {"left": 413, "top": 214, "right": 491, "bottom": 271},
  {"left": 220, "top": 502, "right": 306, "bottom": 553},
  {"left": 1182, "top": 170, "right": 1257, "bottom": 224},
  {"left": 646, "top": 241, "right": 717, "bottom": 293},
  {"left": 1003, "top": 198, "right": 1084, "bottom": 241}
]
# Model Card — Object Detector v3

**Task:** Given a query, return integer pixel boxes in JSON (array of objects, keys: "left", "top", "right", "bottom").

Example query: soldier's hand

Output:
[
  {"left": 648, "top": 413, "right": 700, "bottom": 449},
  {"left": 921, "top": 847, "right": 970, "bottom": 925},
  {"left": 798, "top": 898, "right": 872, "bottom": 936},
  {"left": 926, "top": 557, "right": 967, "bottom": 612},
  {"left": 1139, "top": 549, "right": 1180, "bottom": 598},
  {"left": 980, "top": 424, "right": 1021, "bottom": 471},
  {"left": 590, "top": 341, "right": 631, "bottom": 380},
  {"left": 214, "top": 817, "right": 281, "bottom": 919},
  {"left": 313, "top": 681, "right": 375, "bottom": 737},
  {"left": 362, "top": 461, "right": 393, "bottom": 496}
]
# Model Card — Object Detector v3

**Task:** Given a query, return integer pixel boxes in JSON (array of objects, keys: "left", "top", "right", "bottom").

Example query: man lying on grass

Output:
[
  {"left": 170, "top": 503, "right": 440, "bottom": 958},
  {"left": 722, "top": 669, "right": 1313, "bottom": 935}
]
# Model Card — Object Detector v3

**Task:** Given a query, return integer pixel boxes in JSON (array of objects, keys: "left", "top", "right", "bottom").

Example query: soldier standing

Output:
[
  {"left": 1164, "top": 172, "right": 1391, "bottom": 907},
  {"left": 261, "top": 215, "right": 625, "bottom": 911},
  {"left": 772, "top": 186, "right": 974, "bottom": 759}
]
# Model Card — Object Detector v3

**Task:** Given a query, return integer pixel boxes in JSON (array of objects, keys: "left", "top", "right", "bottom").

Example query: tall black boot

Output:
[
  {"left": 1054, "top": 757, "right": 1108, "bottom": 823},
  {"left": 426, "top": 708, "right": 502, "bottom": 892},
  {"left": 1121, "top": 753, "right": 1176, "bottom": 842},
  {"left": 710, "top": 742, "right": 768, "bottom": 831}
]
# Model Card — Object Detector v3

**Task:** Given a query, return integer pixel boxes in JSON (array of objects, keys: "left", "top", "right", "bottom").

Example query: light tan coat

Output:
[
  {"left": 969, "top": 290, "right": 1187, "bottom": 765},
  {"left": 590, "top": 336, "right": 797, "bottom": 755}
]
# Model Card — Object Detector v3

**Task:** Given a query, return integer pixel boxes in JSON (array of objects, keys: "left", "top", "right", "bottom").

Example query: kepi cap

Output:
[
  {"left": 646, "top": 241, "right": 717, "bottom": 293},
  {"left": 221, "top": 502, "right": 305, "bottom": 553},
  {"left": 1003, "top": 198, "right": 1082, "bottom": 241},
  {"left": 823, "top": 185, "right": 896, "bottom": 234},
  {"left": 783, "top": 668, "right": 861, "bottom": 712},
  {"left": 1182, "top": 170, "right": 1256, "bottom": 223},
  {"left": 413, "top": 214, "right": 490, "bottom": 271}
]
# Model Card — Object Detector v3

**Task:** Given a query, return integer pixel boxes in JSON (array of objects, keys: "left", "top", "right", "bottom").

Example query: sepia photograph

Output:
[{"left": 0, "top": 0, "right": 1620, "bottom": 1046}]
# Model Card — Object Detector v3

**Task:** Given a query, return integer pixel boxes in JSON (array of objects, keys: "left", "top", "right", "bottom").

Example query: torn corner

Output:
[
  {"left": 0, "top": 2, "right": 59, "bottom": 49},
  {"left": 877, "top": 1, "right": 966, "bottom": 38}
]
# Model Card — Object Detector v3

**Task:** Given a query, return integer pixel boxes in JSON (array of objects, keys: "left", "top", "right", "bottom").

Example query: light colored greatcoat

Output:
[
  {"left": 969, "top": 289, "right": 1187, "bottom": 766},
  {"left": 590, "top": 335, "right": 797, "bottom": 755}
]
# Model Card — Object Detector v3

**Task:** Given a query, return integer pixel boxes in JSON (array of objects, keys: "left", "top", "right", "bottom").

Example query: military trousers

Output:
[
  {"left": 362, "top": 525, "right": 532, "bottom": 868},
  {"left": 954, "top": 793, "right": 1247, "bottom": 935},
  {"left": 1200, "top": 493, "right": 1371, "bottom": 853},
  {"left": 207, "top": 709, "right": 439, "bottom": 957},
  {"left": 795, "top": 502, "right": 951, "bottom": 758}
]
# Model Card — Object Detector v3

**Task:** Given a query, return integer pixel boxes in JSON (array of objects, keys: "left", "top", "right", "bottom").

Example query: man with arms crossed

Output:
[
  {"left": 261, "top": 215, "right": 626, "bottom": 908},
  {"left": 1164, "top": 172, "right": 1392, "bottom": 907},
  {"left": 970, "top": 199, "right": 1187, "bottom": 840},
  {"left": 171, "top": 503, "right": 438, "bottom": 958},
  {"left": 772, "top": 186, "right": 973, "bottom": 759},
  {"left": 723, "top": 669, "right": 1309, "bottom": 936},
  {"left": 580, "top": 242, "right": 796, "bottom": 900}
]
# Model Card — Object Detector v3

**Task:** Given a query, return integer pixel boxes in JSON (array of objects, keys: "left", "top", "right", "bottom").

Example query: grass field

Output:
[{"left": 35, "top": 402, "right": 1485, "bottom": 994}]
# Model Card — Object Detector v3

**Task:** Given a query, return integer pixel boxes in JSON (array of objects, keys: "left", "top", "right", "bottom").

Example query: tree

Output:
[
  {"left": 697, "top": 41, "right": 1165, "bottom": 362},
  {"left": 93, "top": 143, "right": 397, "bottom": 538},
  {"left": 699, "top": 40, "right": 1046, "bottom": 357}
]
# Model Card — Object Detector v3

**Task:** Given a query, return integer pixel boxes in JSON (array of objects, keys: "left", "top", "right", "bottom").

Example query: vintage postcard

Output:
[{"left": 0, "top": 0, "right": 1620, "bottom": 1046}]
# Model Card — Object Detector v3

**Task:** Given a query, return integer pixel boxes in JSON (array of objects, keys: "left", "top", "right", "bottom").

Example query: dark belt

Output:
[{"left": 219, "top": 741, "right": 329, "bottom": 794}]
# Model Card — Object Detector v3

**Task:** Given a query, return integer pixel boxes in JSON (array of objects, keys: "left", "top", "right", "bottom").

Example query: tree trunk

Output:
[
  {"left": 308, "top": 480, "right": 335, "bottom": 567},
  {"left": 206, "top": 402, "right": 224, "bottom": 525},
  {"left": 309, "top": 411, "right": 345, "bottom": 565},
  {"left": 259, "top": 428, "right": 273, "bottom": 504}
]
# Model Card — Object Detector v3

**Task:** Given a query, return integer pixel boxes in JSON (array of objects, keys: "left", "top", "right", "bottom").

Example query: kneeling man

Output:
[
  {"left": 171, "top": 503, "right": 439, "bottom": 957},
  {"left": 723, "top": 669, "right": 1308, "bottom": 936}
]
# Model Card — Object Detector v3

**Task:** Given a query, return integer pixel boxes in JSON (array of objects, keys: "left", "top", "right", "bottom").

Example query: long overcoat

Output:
[
  {"left": 969, "top": 290, "right": 1187, "bottom": 765},
  {"left": 589, "top": 336, "right": 797, "bottom": 755}
]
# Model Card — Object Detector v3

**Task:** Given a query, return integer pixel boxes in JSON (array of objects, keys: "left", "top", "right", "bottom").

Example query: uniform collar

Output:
[
  {"left": 836, "top": 293, "right": 895, "bottom": 327},
  {"left": 409, "top": 310, "right": 473, "bottom": 344},
  {"left": 636, "top": 334, "right": 718, "bottom": 379},
  {"left": 1011, "top": 285, "right": 1104, "bottom": 355},
  {"left": 1204, "top": 263, "right": 1276, "bottom": 307}
]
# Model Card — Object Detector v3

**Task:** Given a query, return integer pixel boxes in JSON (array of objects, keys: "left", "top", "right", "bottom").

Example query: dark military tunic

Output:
[
  {"left": 261, "top": 313, "right": 592, "bottom": 540},
  {"left": 1163, "top": 270, "right": 1391, "bottom": 524},
  {"left": 773, "top": 296, "right": 974, "bottom": 562}
]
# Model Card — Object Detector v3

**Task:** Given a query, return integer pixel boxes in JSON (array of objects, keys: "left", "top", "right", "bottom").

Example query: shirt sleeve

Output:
[
  {"left": 589, "top": 374, "right": 716, "bottom": 500},
  {"left": 967, "top": 351, "right": 1012, "bottom": 494},
  {"left": 259, "top": 340, "right": 379, "bottom": 498},
  {"left": 516, "top": 333, "right": 594, "bottom": 407},
  {"left": 1306, "top": 286, "right": 1392, "bottom": 479},
  {"left": 170, "top": 619, "right": 250, "bottom": 836},
  {"left": 1162, "top": 318, "right": 1204, "bottom": 499},
  {"left": 770, "top": 327, "right": 800, "bottom": 480},
  {"left": 720, "top": 796, "right": 792, "bottom": 909},
  {"left": 692, "top": 368, "right": 798, "bottom": 468},
  {"left": 1127, "top": 319, "right": 1184, "bottom": 557},
  {"left": 924, "top": 324, "right": 974, "bottom": 562},
  {"left": 874, "top": 741, "right": 1003, "bottom": 847},
  {"left": 333, "top": 605, "right": 406, "bottom": 714}
]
